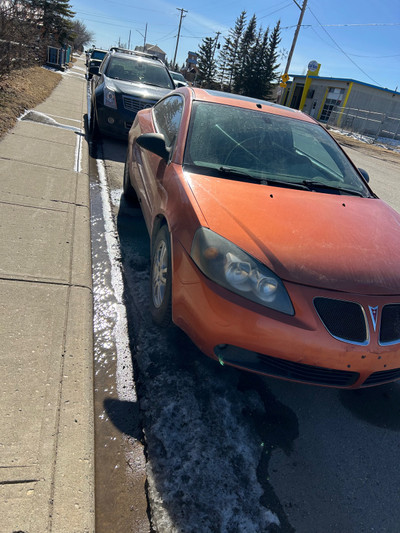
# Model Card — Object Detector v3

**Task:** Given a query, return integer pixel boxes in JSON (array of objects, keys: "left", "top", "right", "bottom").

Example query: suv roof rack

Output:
[{"left": 109, "top": 47, "right": 161, "bottom": 62}]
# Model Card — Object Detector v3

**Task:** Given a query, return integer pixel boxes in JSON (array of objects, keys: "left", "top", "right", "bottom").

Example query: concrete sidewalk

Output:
[{"left": 0, "top": 55, "right": 94, "bottom": 532}]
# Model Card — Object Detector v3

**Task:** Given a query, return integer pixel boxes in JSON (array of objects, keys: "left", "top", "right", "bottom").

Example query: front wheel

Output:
[
  {"left": 150, "top": 225, "right": 172, "bottom": 327},
  {"left": 123, "top": 154, "right": 139, "bottom": 206},
  {"left": 89, "top": 104, "right": 100, "bottom": 139}
]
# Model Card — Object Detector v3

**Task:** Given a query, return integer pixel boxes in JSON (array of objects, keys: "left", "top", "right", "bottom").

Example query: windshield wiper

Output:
[
  {"left": 218, "top": 167, "right": 312, "bottom": 190},
  {"left": 302, "top": 180, "right": 365, "bottom": 197},
  {"left": 141, "top": 82, "right": 167, "bottom": 88},
  {"left": 218, "top": 166, "right": 261, "bottom": 182}
]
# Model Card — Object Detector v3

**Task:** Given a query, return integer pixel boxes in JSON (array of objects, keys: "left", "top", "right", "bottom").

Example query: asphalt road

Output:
[{"left": 93, "top": 134, "right": 400, "bottom": 533}]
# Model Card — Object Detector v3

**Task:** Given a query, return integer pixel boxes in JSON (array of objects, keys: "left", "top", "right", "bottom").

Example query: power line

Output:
[
  {"left": 306, "top": 5, "right": 384, "bottom": 87},
  {"left": 281, "top": 22, "right": 400, "bottom": 29},
  {"left": 258, "top": 2, "right": 293, "bottom": 20}
]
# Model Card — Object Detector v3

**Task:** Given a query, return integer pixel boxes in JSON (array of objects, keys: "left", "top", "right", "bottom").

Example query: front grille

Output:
[
  {"left": 314, "top": 297, "right": 367, "bottom": 344},
  {"left": 380, "top": 304, "right": 400, "bottom": 344},
  {"left": 214, "top": 345, "right": 359, "bottom": 387},
  {"left": 122, "top": 96, "right": 156, "bottom": 113},
  {"left": 362, "top": 368, "right": 400, "bottom": 387},
  {"left": 256, "top": 353, "right": 359, "bottom": 387}
]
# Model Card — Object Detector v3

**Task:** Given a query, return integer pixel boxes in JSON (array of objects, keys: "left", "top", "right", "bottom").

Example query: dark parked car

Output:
[
  {"left": 87, "top": 48, "right": 107, "bottom": 79},
  {"left": 89, "top": 48, "right": 175, "bottom": 139}
]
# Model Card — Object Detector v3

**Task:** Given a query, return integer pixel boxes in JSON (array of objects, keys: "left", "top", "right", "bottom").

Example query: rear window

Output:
[{"left": 91, "top": 51, "right": 106, "bottom": 60}]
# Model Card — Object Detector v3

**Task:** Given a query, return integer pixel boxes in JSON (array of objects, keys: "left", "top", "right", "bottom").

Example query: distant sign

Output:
[
  {"left": 308, "top": 60, "right": 319, "bottom": 72},
  {"left": 281, "top": 73, "right": 289, "bottom": 82}
]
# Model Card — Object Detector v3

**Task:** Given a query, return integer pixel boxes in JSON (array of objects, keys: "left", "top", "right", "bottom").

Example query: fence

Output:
[
  {"left": 0, "top": 38, "right": 38, "bottom": 75},
  {"left": 326, "top": 106, "right": 400, "bottom": 144}
]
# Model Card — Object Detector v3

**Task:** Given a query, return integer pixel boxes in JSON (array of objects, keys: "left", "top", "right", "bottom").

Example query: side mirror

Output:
[
  {"left": 89, "top": 65, "right": 99, "bottom": 76},
  {"left": 358, "top": 167, "right": 370, "bottom": 183},
  {"left": 136, "top": 133, "right": 170, "bottom": 160},
  {"left": 174, "top": 81, "right": 187, "bottom": 88}
]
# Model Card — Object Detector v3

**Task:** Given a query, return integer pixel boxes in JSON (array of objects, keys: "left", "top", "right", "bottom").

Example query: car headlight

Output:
[
  {"left": 104, "top": 87, "right": 117, "bottom": 109},
  {"left": 190, "top": 227, "right": 294, "bottom": 315}
]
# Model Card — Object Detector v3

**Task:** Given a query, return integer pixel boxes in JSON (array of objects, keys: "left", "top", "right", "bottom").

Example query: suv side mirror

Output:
[
  {"left": 89, "top": 65, "right": 99, "bottom": 76},
  {"left": 136, "top": 133, "right": 170, "bottom": 161}
]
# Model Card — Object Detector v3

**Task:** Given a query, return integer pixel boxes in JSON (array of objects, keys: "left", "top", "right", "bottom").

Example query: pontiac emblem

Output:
[{"left": 369, "top": 306, "right": 379, "bottom": 332}]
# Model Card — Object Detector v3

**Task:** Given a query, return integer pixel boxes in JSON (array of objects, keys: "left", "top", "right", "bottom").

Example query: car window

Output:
[
  {"left": 106, "top": 57, "right": 174, "bottom": 89},
  {"left": 153, "top": 95, "right": 184, "bottom": 149},
  {"left": 184, "top": 101, "right": 370, "bottom": 196},
  {"left": 91, "top": 51, "right": 106, "bottom": 60}
]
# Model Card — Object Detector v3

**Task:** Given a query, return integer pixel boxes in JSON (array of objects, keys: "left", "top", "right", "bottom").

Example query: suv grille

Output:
[
  {"left": 123, "top": 96, "right": 156, "bottom": 113},
  {"left": 314, "top": 297, "right": 368, "bottom": 344},
  {"left": 380, "top": 304, "right": 400, "bottom": 344}
]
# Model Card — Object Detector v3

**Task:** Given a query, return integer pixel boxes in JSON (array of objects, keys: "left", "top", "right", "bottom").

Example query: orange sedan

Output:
[{"left": 124, "top": 87, "right": 400, "bottom": 388}]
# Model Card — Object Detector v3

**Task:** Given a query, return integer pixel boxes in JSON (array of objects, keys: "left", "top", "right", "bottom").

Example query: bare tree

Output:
[{"left": 71, "top": 19, "right": 93, "bottom": 51}]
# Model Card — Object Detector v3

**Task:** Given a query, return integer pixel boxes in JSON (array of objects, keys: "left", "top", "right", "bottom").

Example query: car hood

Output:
[
  {"left": 185, "top": 173, "right": 400, "bottom": 295},
  {"left": 106, "top": 78, "right": 172, "bottom": 100}
]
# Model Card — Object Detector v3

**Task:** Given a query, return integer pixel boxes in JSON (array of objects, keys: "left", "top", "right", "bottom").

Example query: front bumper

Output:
[
  {"left": 95, "top": 92, "right": 158, "bottom": 139},
  {"left": 96, "top": 102, "right": 135, "bottom": 139},
  {"left": 172, "top": 240, "right": 400, "bottom": 388}
]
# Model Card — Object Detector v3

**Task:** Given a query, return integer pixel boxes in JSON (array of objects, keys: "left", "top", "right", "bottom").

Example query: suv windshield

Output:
[
  {"left": 106, "top": 56, "right": 175, "bottom": 89},
  {"left": 184, "top": 101, "right": 372, "bottom": 197}
]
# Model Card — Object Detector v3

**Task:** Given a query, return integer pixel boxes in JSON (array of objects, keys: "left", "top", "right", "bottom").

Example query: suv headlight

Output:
[
  {"left": 190, "top": 227, "right": 294, "bottom": 315},
  {"left": 104, "top": 87, "right": 117, "bottom": 109}
]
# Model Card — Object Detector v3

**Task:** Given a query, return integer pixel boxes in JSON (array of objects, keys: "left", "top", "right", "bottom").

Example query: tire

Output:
[
  {"left": 150, "top": 225, "right": 172, "bottom": 327},
  {"left": 123, "top": 154, "right": 139, "bottom": 206},
  {"left": 89, "top": 104, "right": 100, "bottom": 139}
]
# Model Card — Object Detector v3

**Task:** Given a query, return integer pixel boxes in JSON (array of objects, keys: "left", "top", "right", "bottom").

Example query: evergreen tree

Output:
[
  {"left": 219, "top": 11, "right": 247, "bottom": 92},
  {"left": 233, "top": 14, "right": 257, "bottom": 94},
  {"left": 240, "top": 27, "right": 266, "bottom": 98},
  {"left": 215, "top": 12, "right": 281, "bottom": 100},
  {"left": 263, "top": 21, "right": 281, "bottom": 99},
  {"left": 28, "top": 0, "right": 75, "bottom": 45},
  {"left": 217, "top": 39, "right": 230, "bottom": 89},
  {"left": 197, "top": 36, "right": 217, "bottom": 87}
]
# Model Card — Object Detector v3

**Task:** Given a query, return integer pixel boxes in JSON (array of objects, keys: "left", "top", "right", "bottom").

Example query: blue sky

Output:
[{"left": 71, "top": 0, "right": 400, "bottom": 91}]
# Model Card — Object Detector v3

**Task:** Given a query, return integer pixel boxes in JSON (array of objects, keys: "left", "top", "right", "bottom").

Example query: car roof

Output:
[
  {"left": 187, "top": 87, "right": 317, "bottom": 124},
  {"left": 108, "top": 48, "right": 164, "bottom": 65}
]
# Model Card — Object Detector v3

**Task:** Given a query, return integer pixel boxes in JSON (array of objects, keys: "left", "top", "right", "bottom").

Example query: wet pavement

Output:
[{"left": 89, "top": 150, "right": 150, "bottom": 532}]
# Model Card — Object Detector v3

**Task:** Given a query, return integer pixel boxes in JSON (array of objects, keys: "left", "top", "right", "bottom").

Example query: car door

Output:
[{"left": 137, "top": 94, "right": 184, "bottom": 222}]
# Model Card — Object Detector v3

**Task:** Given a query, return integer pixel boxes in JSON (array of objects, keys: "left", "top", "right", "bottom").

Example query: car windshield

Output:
[
  {"left": 106, "top": 57, "right": 175, "bottom": 89},
  {"left": 91, "top": 51, "right": 106, "bottom": 60},
  {"left": 184, "top": 101, "right": 372, "bottom": 196},
  {"left": 170, "top": 71, "right": 185, "bottom": 82}
]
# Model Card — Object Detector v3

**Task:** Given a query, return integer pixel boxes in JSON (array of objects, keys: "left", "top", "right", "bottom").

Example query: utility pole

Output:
[
  {"left": 277, "top": 0, "right": 307, "bottom": 103},
  {"left": 173, "top": 7, "right": 188, "bottom": 67},
  {"left": 284, "top": 0, "right": 308, "bottom": 75},
  {"left": 212, "top": 31, "right": 221, "bottom": 62},
  {"left": 143, "top": 23, "right": 147, "bottom": 49},
  {"left": 137, "top": 23, "right": 148, "bottom": 50}
]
